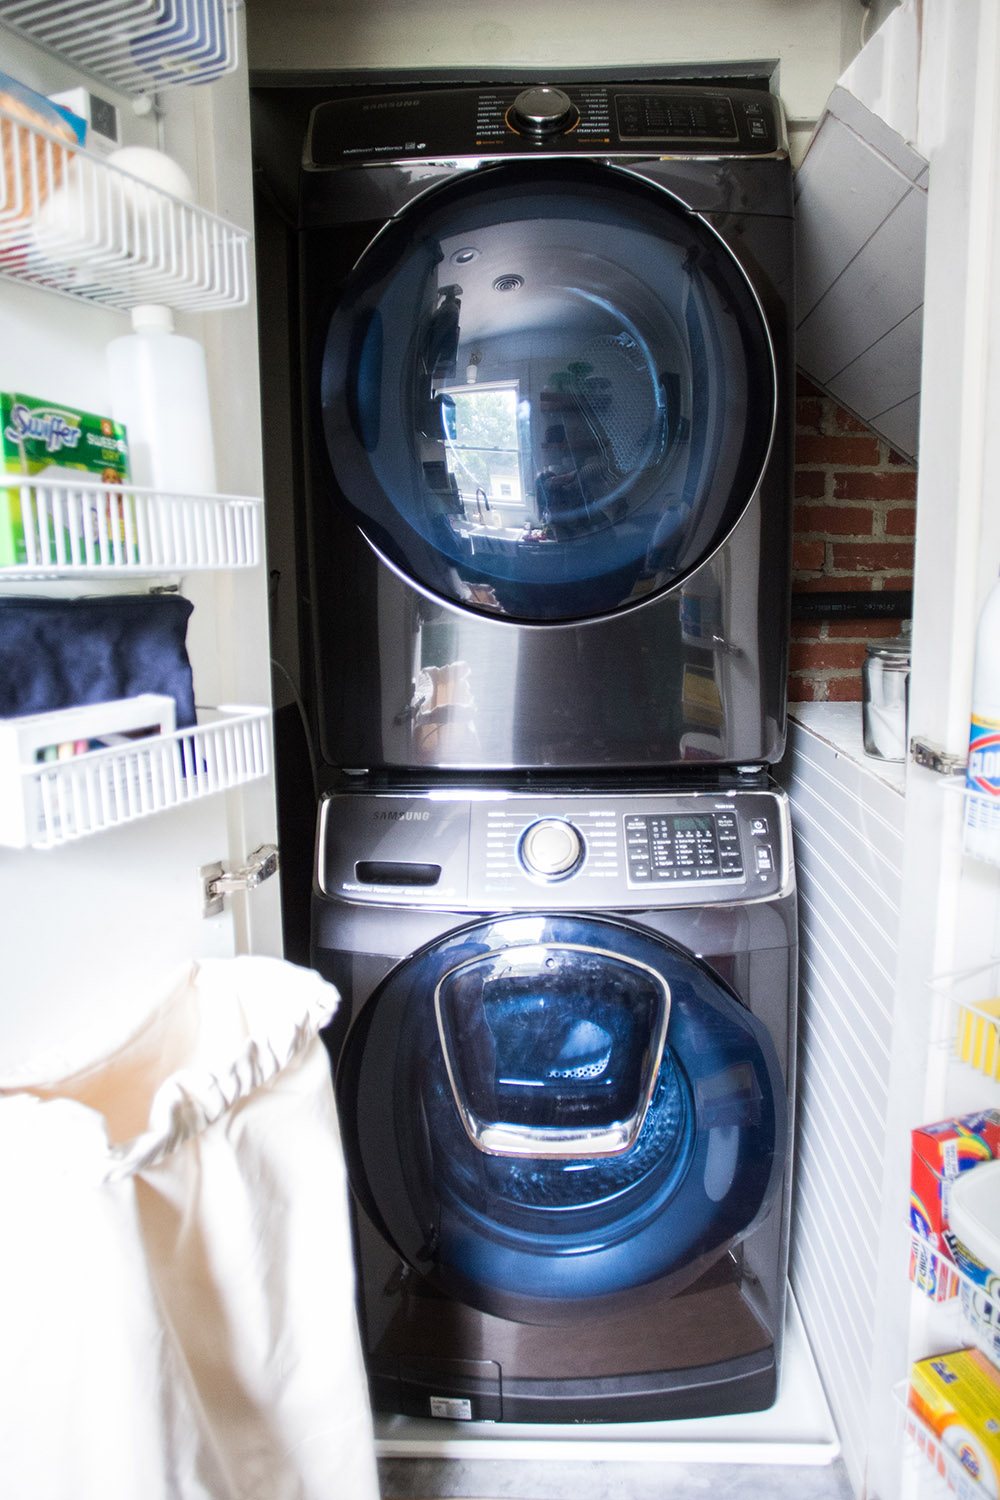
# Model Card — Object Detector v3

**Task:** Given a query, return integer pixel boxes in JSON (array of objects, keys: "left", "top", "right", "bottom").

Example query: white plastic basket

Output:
[
  {"left": 7, "top": 704, "right": 269, "bottom": 849},
  {"left": 0, "top": 0, "right": 240, "bottom": 95},
  {"left": 0, "top": 101, "right": 249, "bottom": 309},
  {"left": 0, "top": 476, "right": 260, "bottom": 576}
]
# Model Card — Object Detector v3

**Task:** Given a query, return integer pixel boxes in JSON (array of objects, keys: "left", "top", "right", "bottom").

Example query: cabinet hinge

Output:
[
  {"left": 909, "top": 737, "right": 967, "bottom": 776},
  {"left": 201, "top": 843, "right": 279, "bottom": 917}
]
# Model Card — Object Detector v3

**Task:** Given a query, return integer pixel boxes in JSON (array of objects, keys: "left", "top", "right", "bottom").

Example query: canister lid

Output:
[{"left": 865, "top": 623, "right": 911, "bottom": 660}]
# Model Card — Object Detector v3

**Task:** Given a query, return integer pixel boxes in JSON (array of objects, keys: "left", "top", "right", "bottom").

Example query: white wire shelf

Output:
[
  {"left": 6, "top": 703, "right": 269, "bottom": 849},
  {"left": 926, "top": 961, "right": 1000, "bottom": 1079},
  {"left": 0, "top": 102, "right": 249, "bottom": 309},
  {"left": 0, "top": 0, "right": 239, "bottom": 95},
  {"left": 0, "top": 476, "right": 261, "bottom": 576}
]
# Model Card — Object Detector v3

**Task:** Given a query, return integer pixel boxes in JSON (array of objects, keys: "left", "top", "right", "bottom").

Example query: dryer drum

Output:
[
  {"left": 336, "top": 913, "right": 787, "bottom": 1325},
  {"left": 319, "top": 159, "right": 777, "bottom": 625}
]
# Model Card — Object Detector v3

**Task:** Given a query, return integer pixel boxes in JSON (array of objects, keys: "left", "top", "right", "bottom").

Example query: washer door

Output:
[
  {"left": 320, "top": 159, "right": 776, "bottom": 624},
  {"left": 337, "top": 913, "right": 787, "bottom": 1323}
]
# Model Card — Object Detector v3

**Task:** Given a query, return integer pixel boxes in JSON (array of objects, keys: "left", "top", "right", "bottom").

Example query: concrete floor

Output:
[{"left": 379, "top": 1454, "right": 857, "bottom": 1499}]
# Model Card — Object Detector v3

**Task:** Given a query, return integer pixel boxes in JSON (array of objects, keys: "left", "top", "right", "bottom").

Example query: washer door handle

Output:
[{"left": 433, "top": 940, "right": 671, "bottom": 1159}]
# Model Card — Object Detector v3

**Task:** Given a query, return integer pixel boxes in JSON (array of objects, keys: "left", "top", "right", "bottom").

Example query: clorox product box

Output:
[
  {"left": 1, "top": 391, "right": 130, "bottom": 566},
  {"left": 908, "top": 1348, "right": 1000, "bottom": 1493}
]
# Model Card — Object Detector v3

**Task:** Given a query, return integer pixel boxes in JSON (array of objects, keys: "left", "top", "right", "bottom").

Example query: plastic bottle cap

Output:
[{"left": 131, "top": 303, "right": 175, "bottom": 334}]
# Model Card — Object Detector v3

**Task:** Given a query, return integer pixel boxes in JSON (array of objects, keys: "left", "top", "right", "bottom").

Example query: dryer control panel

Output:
[
  {"left": 306, "top": 84, "right": 785, "bottom": 168},
  {"left": 317, "top": 787, "right": 792, "bottom": 910}
]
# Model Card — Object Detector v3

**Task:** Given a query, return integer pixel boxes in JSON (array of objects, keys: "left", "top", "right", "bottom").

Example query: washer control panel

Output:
[{"left": 318, "top": 787, "right": 791, "bottom": 909}]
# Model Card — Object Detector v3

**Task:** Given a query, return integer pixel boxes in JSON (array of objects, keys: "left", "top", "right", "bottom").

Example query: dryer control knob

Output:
[
  {"left": 519, "top": 818, "right": 584, "bottom": 879},
  {"left": 508, "top": 87, "right": 579, "bottom": 136}
]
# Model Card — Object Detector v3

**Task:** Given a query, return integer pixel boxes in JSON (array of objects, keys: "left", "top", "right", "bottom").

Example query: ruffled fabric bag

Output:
[{"left": 0, "top": 956, "right": 379, "bottom": 1500}]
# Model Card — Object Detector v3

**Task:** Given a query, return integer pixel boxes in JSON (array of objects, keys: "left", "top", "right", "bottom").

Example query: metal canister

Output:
[{"left": 862, "top": 628, "right": 911, "bottom": 762}]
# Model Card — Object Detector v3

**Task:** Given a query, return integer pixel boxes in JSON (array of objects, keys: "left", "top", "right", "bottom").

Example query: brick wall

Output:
[{"left": 789, "top": 374, "right": 917, "bottom": 702}]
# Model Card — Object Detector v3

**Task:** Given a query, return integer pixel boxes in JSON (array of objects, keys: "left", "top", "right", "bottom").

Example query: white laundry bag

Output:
[{"left": 0, "top": 956, "right": 380, "bottom": 1500}]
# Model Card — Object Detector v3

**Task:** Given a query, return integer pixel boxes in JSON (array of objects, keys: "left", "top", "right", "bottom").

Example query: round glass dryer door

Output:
[
  {"left": 336, "top": 914, "right": 787, "bottom": 1323},
  {"left": 321, "top": 160, "right": 776, "bottom": 623}
]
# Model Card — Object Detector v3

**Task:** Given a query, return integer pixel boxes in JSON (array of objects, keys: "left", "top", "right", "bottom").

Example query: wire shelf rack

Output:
[
  {"left": 0, "top": 101, "right": 249, "bottom": 309},
  {"left": 0, "top": 0, "right": 240, "bottom": 95},
  {"left": 6, "top": 703, "right": 269, "bottom": 849},
  {"left": 0, "top": 475, "right": 261, "bottom": 576}
]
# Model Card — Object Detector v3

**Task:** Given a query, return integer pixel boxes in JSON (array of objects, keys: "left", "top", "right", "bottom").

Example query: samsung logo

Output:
[
  {"left": 373, "top": 809, "right": 430, "bottom": 821},
  {"left": 362, "top": 98, "right": 422, "bottom": 112}
]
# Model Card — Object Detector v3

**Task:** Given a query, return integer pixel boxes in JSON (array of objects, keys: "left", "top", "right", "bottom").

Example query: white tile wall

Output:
[
  {"left": 778, "top": 712, "right": 906, "bottom": 1499},
  {"left": 794, "top": 85, "right": 927, "bottom": 462}
]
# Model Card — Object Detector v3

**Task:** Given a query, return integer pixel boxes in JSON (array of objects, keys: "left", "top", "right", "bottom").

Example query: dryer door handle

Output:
[{"left": 343, "top": 307, "right": 383, "bottom": 452}]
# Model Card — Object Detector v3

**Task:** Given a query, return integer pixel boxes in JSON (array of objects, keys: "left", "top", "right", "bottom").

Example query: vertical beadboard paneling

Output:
[{"left": 778, "top": 718, "right": 904, "bottom": 1500}]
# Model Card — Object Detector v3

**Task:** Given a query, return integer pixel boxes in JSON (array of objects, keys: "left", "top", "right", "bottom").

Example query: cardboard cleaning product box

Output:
[
  {"left": 1, "top": 391, "right": 130, "bottom": 566},
  {"left": 908, "top": 1348, "right": 1000, "bottom": 1494},
  {"left": 912, "top": 1111, "right": 1000, "bottom": 1244},
  {"left": 910, "top": 1110, "right": 1000, "bottom": 1301},
  {"left": 956, "top": 995, "right": 1000, "bottom": 1081}
]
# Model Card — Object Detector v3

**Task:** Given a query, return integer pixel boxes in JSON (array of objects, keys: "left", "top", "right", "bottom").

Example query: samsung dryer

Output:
[
  {"left": 296, "top": 82, "right": 794, "bottom": 776},
  {"left": 312, "top": 781, "right": 796, "bottom": 1423}
]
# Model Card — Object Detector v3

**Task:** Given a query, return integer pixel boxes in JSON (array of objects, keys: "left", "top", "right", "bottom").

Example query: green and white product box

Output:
[{"left": 1, "top": 392, "right": 130, "bottom": 566}]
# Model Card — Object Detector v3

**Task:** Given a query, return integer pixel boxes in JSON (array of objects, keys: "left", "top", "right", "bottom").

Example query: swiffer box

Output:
[
  {"left": 908, "top": 1348, "right": 1000, "bottom": 1494},
  {"left": 1, "top": 392, "right": 130, "bottom": 566}
]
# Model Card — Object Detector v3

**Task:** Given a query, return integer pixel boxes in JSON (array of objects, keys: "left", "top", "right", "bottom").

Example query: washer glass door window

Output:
[
  {"left": 321, "top": 160, "right": 776, "bottom": 623},
  {"left": 337, "top": 913, "right": 787, "bottom": 1322}
]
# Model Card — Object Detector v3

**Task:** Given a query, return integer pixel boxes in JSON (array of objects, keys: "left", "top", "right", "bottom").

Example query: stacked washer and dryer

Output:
[{"left": 293, "top": 79, "right": 797, "bottom": 1425}]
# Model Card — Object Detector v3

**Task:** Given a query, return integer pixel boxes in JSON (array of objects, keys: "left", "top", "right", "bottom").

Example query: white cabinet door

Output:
[
  {"left": 0, "top": 13, "right": 281, "bottom": 1077},
  {"left": 863, "top": 5, "right": 1000, "bottom": 1498}
]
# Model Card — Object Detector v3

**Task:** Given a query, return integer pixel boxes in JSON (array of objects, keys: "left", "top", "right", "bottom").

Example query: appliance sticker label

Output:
[{"left": 429, "top": 1395, "right": 473, "bottom": 1421}]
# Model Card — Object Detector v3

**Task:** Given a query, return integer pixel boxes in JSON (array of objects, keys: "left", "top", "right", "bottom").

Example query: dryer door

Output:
[
  {"left": 336, "top": 912, "right": 787, "bottom": 1324},
  {"left": 320, "top": 159, "right": 776, "bottom": 624}
]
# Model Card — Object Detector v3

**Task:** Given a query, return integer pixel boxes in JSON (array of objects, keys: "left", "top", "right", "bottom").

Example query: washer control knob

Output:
[
  {"left": 509, "top": 87, "right": 579, "bottom": 135},
  {"left": 519, "top": 818, "right": 584, "bottom": 879}
]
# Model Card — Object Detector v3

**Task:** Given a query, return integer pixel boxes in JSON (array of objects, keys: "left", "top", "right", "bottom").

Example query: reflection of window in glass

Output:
[{"left": 443, "top": 383, "right": 527, "bottom": 521}]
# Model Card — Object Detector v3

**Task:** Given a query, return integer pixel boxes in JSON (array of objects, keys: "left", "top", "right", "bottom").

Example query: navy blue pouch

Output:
[{"left": 0, "top": 593, "right": 197, "bottom": 727}]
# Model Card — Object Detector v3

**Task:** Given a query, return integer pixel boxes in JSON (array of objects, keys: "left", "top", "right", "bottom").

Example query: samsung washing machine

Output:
[
  {"left": 296, "top": 81, "right": 794, "bottom": 775},
  {"left": 312, "top": 781, "right": 796, "bottom": 1423}
]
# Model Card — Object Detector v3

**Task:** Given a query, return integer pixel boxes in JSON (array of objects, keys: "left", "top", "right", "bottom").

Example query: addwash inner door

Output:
[{"left": 320, "top": 160, "right": 776, "bottom": 625}]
